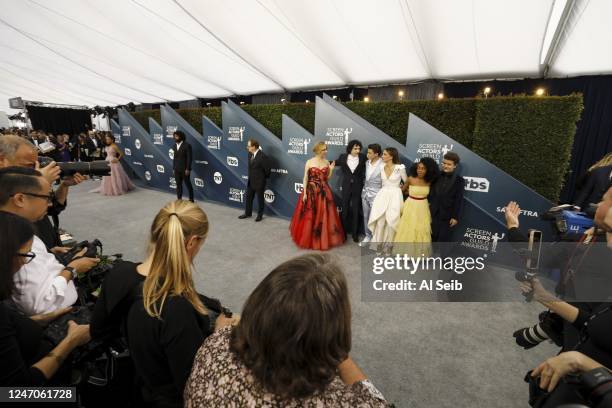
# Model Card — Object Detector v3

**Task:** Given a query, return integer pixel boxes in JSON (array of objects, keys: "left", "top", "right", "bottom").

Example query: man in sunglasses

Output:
[
  {"left": 0, "top": 134, "right": 85, "bottom": 250},
  {"left": 0, "top": 167, "right": 99, "bottom": 315}
]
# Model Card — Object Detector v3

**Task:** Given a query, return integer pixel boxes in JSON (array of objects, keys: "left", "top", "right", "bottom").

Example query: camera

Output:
[
  {"left": 578, "top": 367, "right": 612, "bottom": 408},
  {"left": 541, "top": 204, "right": 594, "bottom": 239},
  {"left": 56, "top": 239, "right": 103, "bottom": 266},
  {"left": 38, "top": 156, "right": 110, "bottom": 178}
]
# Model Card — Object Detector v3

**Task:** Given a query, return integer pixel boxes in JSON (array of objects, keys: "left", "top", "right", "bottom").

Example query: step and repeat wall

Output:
[{"left": 113, "top": 94, "right": 554, "bottom": 259}]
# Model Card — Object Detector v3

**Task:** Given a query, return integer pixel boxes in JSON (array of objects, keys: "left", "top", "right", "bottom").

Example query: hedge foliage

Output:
[
  {"left": 131, "top": 95, "right": 582, "bottom": 201},
  {"left": 472, "top": 95, "right": 583, "bottom": 202}
]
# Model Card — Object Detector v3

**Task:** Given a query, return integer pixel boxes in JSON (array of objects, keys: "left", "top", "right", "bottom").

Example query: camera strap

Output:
[{"left": 561, "top": 234, "right": 596, "bottom": 289}]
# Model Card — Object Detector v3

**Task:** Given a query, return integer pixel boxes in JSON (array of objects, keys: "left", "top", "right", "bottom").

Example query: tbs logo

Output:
[
  {"left": 213, "top": 172, "right": 223, "bottom": 184},
  {"left": 294, "top": 183, "right": 304, "bottom": 194},
  {"left": 144, "top": 171, "right": 151, "bottom": 181},
  {"left": 124, "top": 148, "right": 132, "bottom": 156},
  {"left": 264, "top": 189, "right": 275, "bottom": 203},
  {"left": 194, "top": 178, "right": 204, "bottom": 188},
  {"left": 156, "top": 165, "right": 165, "bottom": 174},
  {"left": 464, "top": 177, "right": 490, "bottom": 193},
  {"left": 135, "top": 139, "right": 141, "bottom": 149},
  {"left": 169, "top": 149, "right": 174, "bottom": 160},
  {"left": 227, "top": 156, "right": 238, "bottom": 167}
]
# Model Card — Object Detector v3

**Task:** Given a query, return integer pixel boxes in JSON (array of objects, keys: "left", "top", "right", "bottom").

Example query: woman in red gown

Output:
[{"left": 290, "top": 142, "right": 345, "bottom": 250}]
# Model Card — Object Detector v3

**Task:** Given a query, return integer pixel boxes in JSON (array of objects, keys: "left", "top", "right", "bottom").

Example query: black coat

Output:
[
  {"left": 173, "top": 142, "right": 192, "bottom": 172},
  {"left": 335, "top": 153, "right": 366, "bottom": 195},
  {"left": 574, "top": 165, "right": 612, "bottom": 210},
  {"left": 248, "top": 150, "right": 271, "bottom": 191},
  {"left": 429, "top": 173, "right": 464, "bottom": 221}
]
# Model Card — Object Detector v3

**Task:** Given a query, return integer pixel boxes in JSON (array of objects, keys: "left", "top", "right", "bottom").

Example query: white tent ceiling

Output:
[{"left": 1, "top": 0, "right": 610, "bottom": 113}]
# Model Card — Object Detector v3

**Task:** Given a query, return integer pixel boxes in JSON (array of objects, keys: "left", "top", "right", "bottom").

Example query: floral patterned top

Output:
[{"left": 184, "top": 327, "right": 389, "bottom": 407}]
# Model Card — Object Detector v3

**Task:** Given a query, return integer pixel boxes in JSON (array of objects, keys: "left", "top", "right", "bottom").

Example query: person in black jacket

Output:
[
  {"left": 0, "top": 211, "right": 90, "bottom": 386},
  {"left": 172, "top": 130, "right": 194, "bottom": 202},
  {"left": 334, "top": 140, "right": 366, "bottom": 242},
  {"left": 429, "top": 151, "right": 464, "bottom": 242},
  {"left": 239, "top": 139, "right": 271, "bottom": 222},
  {"left": 574, "top": 159, "right": 612, "bottom": 213}
]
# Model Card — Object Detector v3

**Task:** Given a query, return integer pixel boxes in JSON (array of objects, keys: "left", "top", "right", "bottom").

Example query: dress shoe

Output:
[
  {"left": 255, "top": 215, "right": 263, "bottom": 222},
  {"left": 238, "top": 214, "right": 251, "bottom": 219},
  {"left": 352, "top": 234, "right": 359, "bottom": 243}
]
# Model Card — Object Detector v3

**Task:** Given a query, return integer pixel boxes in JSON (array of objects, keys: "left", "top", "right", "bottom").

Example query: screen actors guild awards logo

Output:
[
  {"left": 114, "top": 134, "right": 122, "bottom": 144},
  {"left": 461, "top": 228, "right": 505, "bottom": 252},
  {"left": 229, "top": 188, "right": 245, "bottom": 203},
  {"left": 122, "top": 126, "right": 131, "bottom": 137},
  {"left": 213, "top": 172, "right": 223, "bottom": 184},
  {"left": 416, "top": 143, "right": 454, "bottom": 163},
  {"left": 325, "top": 127, "right": 352, "bottom": 146},
  {"left": 207, "top": 136, "right": 221, "bottom": 150},
  {"left": 288, "top": 137, "right": 311, "bottom": 155},
  {"left": 228, "top": 126, "right": 245, "bottom": 142},
  {"left": 153, "top": 134, "right": 163, "bottom": 145},
  {"left": 166, "top": 126, "right": 177, "bottom": 138}
]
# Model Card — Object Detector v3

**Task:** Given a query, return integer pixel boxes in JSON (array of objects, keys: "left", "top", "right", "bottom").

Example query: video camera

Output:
[
  {"left": 514, "top": 229, "right": 543, "bottom": 302},
  {"left": 541, "top": 204, "right": 594, "bottom": 240},
  {"left": 38, "top": 156, "right": 110, "bottom": 178}
]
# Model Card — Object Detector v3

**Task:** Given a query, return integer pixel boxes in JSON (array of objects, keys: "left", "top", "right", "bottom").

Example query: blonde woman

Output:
[
  {"left": 290, "top": 141, "right": 345, "bottom": 250},
  {"left": 100, "top": 200, "right": 237, "bottom": 407}
]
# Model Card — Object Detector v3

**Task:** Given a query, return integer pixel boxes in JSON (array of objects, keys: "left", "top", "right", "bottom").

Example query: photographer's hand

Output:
[
  {"left": 61, "top": 172, "right": 87, "bottom": 187},
  {"left": 68, "top": 256, "right": 100, "bottom": 274},
  {"left": 50, "top": 246, "right": 71, "bottom": 255},
  {"left": 30, "top": 306, "right": 73, "bottom": 325},
  {"left": 504, "top": 201, "right": 521, "bottom": 229},
  {"left": 36, "top": 160, "right": 61, "bottom": 184},
  {"left": 532, "top": 352, "right": 604, "bottom": 392},
  {"left": 520, "top": 278, "right": 580, "bottom": 323}
]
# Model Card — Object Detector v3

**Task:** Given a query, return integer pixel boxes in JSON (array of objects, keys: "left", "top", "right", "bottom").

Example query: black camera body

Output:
[
  {"left": 578, "top": 367, "right": 612, "bottom": 408},
  {"left": 38, "top": 156, "right": 110, "bottom": 178},
  {"left": 56, "top": 239, "right": 103, "bottom": 266}
]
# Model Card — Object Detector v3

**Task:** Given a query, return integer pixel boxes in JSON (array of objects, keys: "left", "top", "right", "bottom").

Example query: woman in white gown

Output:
[{"left": 368, "top": 147, "right": 407, "bottom": 250}]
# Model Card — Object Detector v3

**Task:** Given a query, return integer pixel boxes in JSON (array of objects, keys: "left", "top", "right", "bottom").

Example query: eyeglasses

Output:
[
  {"left": 17, "top": 251, "right": 36, "bottom": 264},
  {"left": 11, "top": 191, "right": 54, "bottom": 203}
]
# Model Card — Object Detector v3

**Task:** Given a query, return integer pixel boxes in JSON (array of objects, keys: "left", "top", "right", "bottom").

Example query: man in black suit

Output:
[
  {"left": 334, "top": 139, "right": 367, "bottom": 242},
  {"left": 429, "top": 151, "right": 464, "bottom": 243},
  {"left": 172, "top": 130, "right": 194, "bottom": 202},
  {"left": 239, "top": 139, "right": 271, "bottom": 222}
]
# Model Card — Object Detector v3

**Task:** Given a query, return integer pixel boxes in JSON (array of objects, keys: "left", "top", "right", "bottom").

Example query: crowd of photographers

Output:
[{"left": 0, "top": 131, "right": 389, "bottom": 407}]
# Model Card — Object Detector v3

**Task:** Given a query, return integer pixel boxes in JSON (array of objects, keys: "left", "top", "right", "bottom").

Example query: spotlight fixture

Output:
[
  {"left": 305, "top": 99, "right": 310, "bottom": 104},
  {"left": 332, "top": 95, "right": 338, "bottom": 100},
  {"left": 364, "top": 96, "right": 370, "bottom": 102},
  {"left": 536, "top": 88, "right": 545, "bottom": 96},
  {"left": 206, "top": 102, "right": 212, "bottom": 106},
  {"left": 240, "top": 101, "right": 245, "bottom": 105},
  {"left": 280, "top": 98, "right": 286, "bottom": 103},
  {"left": 437, "top": 92, "right": 444, "bottom": 100},
  {"left": 484, "top": 87, "right": 491, "bottom": 95},
  {"left": 398, "top": 90, "right": 405, "bottom": 97}
]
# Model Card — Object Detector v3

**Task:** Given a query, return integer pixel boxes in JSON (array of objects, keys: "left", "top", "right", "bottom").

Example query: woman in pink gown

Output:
[{"left": 92, "top": 134, "right": 135, "bottom": 196}]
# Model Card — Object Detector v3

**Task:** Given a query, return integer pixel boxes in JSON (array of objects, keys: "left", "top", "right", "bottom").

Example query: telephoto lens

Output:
[{"left": 38, "top": 156, "right": 110, "bottom": 177}]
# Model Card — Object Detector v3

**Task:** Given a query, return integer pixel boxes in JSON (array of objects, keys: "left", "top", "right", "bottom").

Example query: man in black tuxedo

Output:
[
  {"left": 334, "top": 139, "right": 367, "bottom": 242},
  {"left": 429, "top": 151, "right": 464, "bottom": 243},
  {"left": 239, "top": 139, "right": 271, "bottom": 222},
  {"left": 172, "top": 130, "right": 194, "bottom": 202}
]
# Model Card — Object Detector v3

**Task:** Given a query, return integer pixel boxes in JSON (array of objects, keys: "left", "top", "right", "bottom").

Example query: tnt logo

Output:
[
  {"left": 213, "top": 172, "right": 223, "bottom": 184},
  {"left": 144, "top": 171, "right": 151, "bottom": 181},
  {"left": 264, "top": 189, "right": 275, "bottom": 203},
  {"left": 124, "top": 148, "right": 132, "bottom": 156},
  {"left": 464, "top": 177, "right": 490, "bottom": 193},
  {"left": 169, "top": 149, "right": 174, "bottom": 160},
  {"left": 227, "top": 156, "right": 238, "bottom": 167},
  {"left": 294, "top": 183, "right": 304, "bottom": 194},
  {"left": 194, "top": 178, "right": 204, "bottom": 188},
  {"left": 135, "top": 139, "right": 141, "bottom": 149},
  {"left": 156, "top": 165, "right": 164, "bottom": 174}
]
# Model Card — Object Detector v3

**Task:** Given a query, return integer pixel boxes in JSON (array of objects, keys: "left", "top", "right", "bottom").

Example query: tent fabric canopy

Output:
[{"left": 1, "top": 0, "right": 610, "bottom": 112}]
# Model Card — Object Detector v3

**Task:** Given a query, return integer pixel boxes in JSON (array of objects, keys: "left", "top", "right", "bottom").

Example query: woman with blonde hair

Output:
[
  {"left": 290, "top": 141, "right": 345, "bottom": 250},
  {"left": 94, "top": 200, "right": 234, "bottom": 408},
  {"left": 574, "top": 152, "right": 612, "bottom": 211}
]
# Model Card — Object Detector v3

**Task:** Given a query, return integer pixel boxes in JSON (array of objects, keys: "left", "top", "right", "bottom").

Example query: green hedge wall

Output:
[
  {"left": 131, "top": 95, "right": 582, "bottom": 201},
  {"left": 472, "top": 95, "right": 583, "bottom": 202}
]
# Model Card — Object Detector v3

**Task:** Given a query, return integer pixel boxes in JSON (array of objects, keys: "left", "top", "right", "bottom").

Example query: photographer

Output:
[
  {"left": 0, "top": 134, "right": 86, "bottom": 250},
  {"left": 0, "top": 167, "right": 99, "bottom": 315},
  {"left": 0, "top": 211, "right": 90, "bottom": 386}
]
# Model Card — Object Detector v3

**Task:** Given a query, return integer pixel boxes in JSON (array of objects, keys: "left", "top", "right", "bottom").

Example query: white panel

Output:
[{"left": 550, "top": 0, "right": 612, "bottom": 76}]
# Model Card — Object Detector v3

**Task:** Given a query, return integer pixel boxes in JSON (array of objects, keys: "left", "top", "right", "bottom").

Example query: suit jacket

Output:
[
  {"left": 173, "top": 142, "right": 192, "bottom": 172},
  {"left": 429, "top": 173, "right": 465, "bottom": 221},
  {"left": 248, "top": 149, "right": 271, "bottom": 191},
  {"left": 574, "top": 165, "right": 612, "bottom": 210},
  {"left": 335, "top": 153, "right": 367, "bottom": 195}
]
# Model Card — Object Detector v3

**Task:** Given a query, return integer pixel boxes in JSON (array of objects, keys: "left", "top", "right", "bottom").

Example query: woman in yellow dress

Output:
[{"left": 394, "top": 157, "right": 439, "bottom": 256}]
